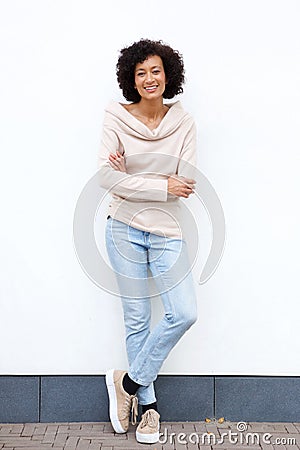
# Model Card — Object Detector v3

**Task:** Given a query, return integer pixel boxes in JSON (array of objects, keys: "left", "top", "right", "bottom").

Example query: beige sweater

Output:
[{"left": 98, "top": 100, "right": 197, "bottom": 238}]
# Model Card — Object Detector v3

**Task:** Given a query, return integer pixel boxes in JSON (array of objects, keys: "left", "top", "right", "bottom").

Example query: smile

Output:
[{"left": 144, "top": 85, "right": 158, "bottom": 92}]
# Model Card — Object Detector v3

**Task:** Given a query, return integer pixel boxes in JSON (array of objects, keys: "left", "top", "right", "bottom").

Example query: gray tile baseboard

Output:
[
  {"left": 0, "top": 375, "right": 299, "bottom": 423},
  {"left": 215, "top": 376, "right": 300, "bottom": 422},
  {"left": 0, "top": 376, "right": 39, "bottom": 423}
]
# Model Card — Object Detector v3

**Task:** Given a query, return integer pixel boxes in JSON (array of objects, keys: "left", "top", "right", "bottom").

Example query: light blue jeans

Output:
[{"left": 105, "top": 216, "right": 198, "bottom": 405}]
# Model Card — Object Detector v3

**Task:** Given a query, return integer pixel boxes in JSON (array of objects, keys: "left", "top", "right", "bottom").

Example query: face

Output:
[{"left": 134, "top": 55, "right": 167, "bottom": 100}]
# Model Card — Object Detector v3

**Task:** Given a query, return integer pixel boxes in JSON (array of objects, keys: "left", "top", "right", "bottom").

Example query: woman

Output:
[{"left": 98, "top": 38, "right": 198, "bottom": 444}]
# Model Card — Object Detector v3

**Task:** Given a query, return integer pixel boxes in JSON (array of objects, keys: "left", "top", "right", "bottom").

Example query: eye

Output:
[
  {"left": 153, "top": 70, "right": 160, "bottom": 74},
  {"left": 137, "top": 72, "right": 145, "bottom": 77}
]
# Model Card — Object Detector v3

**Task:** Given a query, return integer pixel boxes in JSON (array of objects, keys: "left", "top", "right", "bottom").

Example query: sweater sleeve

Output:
[
  {"left": 176, "top": 119, "right": 197, "bottom": 179},
  {"left": 98, "top": 122, "right": 168, "bottom": 202}
]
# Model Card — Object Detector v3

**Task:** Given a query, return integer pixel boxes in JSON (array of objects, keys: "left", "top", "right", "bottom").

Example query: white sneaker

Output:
[{"left": 136, "top": 409, "right": 160, "bottom": 444}]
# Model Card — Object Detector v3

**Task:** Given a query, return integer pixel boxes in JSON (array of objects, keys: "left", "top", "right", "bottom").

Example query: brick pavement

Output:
[{"left": 0, "top": 421, "right": 299, "bottom": 450}]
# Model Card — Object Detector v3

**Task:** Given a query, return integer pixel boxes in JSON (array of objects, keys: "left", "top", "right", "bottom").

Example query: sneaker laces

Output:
[
  {"left": 121, "top": 395, "right": 134, "bottom": 420},
  {"left": 131, "top": 396, "right": 138, "bottom": 425},
  {"left": 122, "top": 395, "right": 138, "bottom": 424},
  {"left": 139, "top": 409, "right": 159, "bottom": 429}
]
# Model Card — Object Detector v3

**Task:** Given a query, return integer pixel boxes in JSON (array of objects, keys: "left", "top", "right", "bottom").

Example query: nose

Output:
[{"left": 145, "top": 71, "right": 154, "bottom": 83}]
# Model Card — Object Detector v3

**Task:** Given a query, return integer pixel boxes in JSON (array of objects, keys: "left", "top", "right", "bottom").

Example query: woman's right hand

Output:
[
  {"left": 108, "top": 151, "right": 127, "bottom": 173},
  {"left": 167, "top": 175, "right": 196, "bottom": 198}
]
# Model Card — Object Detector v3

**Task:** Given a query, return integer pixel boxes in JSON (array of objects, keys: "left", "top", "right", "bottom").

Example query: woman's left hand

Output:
[{"left": 108, "top": 151, "right": 127, "bottom": 173}]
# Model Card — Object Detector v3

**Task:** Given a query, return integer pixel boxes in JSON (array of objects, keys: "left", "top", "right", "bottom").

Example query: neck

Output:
[{"left": 137, "top": 98, "right": 165, "bottom": 119}]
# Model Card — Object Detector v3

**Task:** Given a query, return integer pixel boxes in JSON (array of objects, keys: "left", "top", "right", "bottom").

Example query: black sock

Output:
[
  {"left": 122, "top": 373, "right": 140, "bottom": 395},
  {"left": 142, "top": 402, "right": 158, "bottom": 414}
]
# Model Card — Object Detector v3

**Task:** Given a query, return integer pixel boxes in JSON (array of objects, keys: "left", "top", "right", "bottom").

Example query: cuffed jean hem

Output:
[
  {"left": 137, "top": 400, "right": 156, "bottom": 406},
  {"left": 136, "top": 384, "right": 157, "bottom": 405},
  {"left": 128, "top": 371, "right": 153, "bottom": 388}
]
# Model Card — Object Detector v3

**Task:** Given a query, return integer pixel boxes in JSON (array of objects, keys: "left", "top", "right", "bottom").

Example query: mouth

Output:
[{"left": 144, "top": 85, "right": 158, "bottom": 92}]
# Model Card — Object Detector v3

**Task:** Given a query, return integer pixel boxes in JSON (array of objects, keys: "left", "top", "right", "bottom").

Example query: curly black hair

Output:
[{"left": 116, "top": 39, "right": 185, "bottom": 103}]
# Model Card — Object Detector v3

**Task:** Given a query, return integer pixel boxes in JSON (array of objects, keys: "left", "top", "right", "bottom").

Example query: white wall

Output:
[{"left": 0, "top": 0, "right": 299, "bottom": 375}]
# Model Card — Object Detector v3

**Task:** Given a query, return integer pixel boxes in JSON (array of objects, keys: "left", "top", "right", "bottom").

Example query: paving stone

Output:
[
  {"left": 88, "top": 444, "right": 102, "bottom": 450},
  {"left": 194, "top": 423, "right": 208, "bottom": 432},
  {"left": 0, "top": 436, "right": 32, "bottom": 443},
  {"left": 181, "top": 423, "right": 197, "bottom": 432},
  {"left": 248, "top": 422, "right": 276, "bottom": 432},
  {"left": 80, "top": 423, "right": 92, "bottom": 433},
  {"left": 69, "top": 424, "right": 82, "bottom": 430},
  {"left": 205, "top": 424, "right": 221, "bottom": 435},
  {"left": 57, "top": 425, "right": 70, "bottom": 433},
  {"left": 284, "top": 423, "right": 299, "bottom": 433},
  {"left": 42, "top": 433, "right": 57, "bottom": 443},
  {"left": 76, "top": 438, "right": 91, "bottom": 449},
  {"left": 161, "top": 442, "right": 175, "bottom": 450},
  {"left": 12, "top": 448, "right": 53, "bottom": 450},
  {"left": 64, "top": 435, "right": 80, "bottom": 448},
  {"left": 260, "top": 444, "right": 277, "bottom": 450},
  {"left": 170, "top": 423, "right": 184, "bottom": 432},
  {"left": 186, "top": 444, "right": 200, "bottom": 450},
  {"left": 100, "top": 435, "right": 128, "bottom": 442},
  {"left": 53, "top": 433, "right": 69, "bottom": 446},
  {"left": 33, "top": 425, "right": 47, "bottom": 434},
  {"left": 9, "top": 424, "right": 25, "bottom": 434},
  {"left": 31, "top": 434, "right": 45, "bottom": 440},
  {"left": 7, "top": 445, "right": 53, "bottom": 448},
  {"left": 112, "top": 445, "right": 159, "bottom": 450},
  {"left": 89, "top": 444, "right": 102, "bottom": 450},
  {"left": 47, "top": 424, "right": 59, "bottom": 431},
  {"left": 160, "top": 444, "right": 176, "bottom": 450},
  {"left": 215, "top": 422, "right": 231, "bottom": 429},
  {"left": 21, "top": 424, "right": 36, "bottom": 436},
  {"left": 272, "top": 423, "right": 290, "bottom": 432},
  {"left": 271, "top": 431, "right": 298, "bottom": 440},
  {"left": 91, "top": 424, "right": 105, "bottom": 431},
  {"left": 0, "top": 427, "right": 12, "bottom": 433},
  {"left": 293, "top": 424, "right": 300, "bottom": 433}
]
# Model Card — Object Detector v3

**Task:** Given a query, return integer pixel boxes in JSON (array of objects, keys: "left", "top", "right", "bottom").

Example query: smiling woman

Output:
[{"left": 98, "top": 38, "right": 198, "bottom": 444}]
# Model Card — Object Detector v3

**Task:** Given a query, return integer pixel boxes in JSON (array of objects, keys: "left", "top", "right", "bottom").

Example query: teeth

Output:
[{"left": 145, "top": 86, "right": 157, "bottom": 90}]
